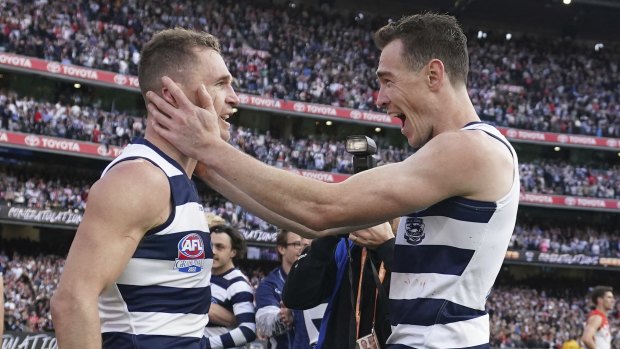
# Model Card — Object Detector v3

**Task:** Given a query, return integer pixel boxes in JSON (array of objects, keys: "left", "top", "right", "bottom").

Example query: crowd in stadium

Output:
[
  {"left": 2, "top": 240, "right": 620, "bottom": 348},
  {"left": 510, "top": 223, "right": 619, "bottom": 257},
  {"left": 1, "top": 0, "right": 619, "bottom": 137},
  {"left": 488, "top": 287, "right": 620, "bottom": 348},
  {"left": 1, "top": 1, "right": 619, "bottom": 348}
]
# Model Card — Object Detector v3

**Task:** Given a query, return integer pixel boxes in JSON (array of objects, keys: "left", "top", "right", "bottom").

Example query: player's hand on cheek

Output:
[{"left": 147, "top": 76, "right": 221, "bottom": 159}]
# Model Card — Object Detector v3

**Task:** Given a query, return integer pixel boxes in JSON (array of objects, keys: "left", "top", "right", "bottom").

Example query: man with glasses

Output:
[{"left": 255, "top": 230, "right": 311, "bottom": 348}]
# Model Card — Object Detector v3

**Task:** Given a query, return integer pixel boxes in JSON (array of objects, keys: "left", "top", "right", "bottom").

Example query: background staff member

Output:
[{"left": 283, "top": 221, "right": 395, "bottom": 349}]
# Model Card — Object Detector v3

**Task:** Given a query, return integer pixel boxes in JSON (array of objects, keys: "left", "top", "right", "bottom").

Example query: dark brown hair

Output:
[
  {"left": 210, "top": 224, "right": 246, "bottom": 261},
  {"left": 138, "top": 28, "right": 221, "bottom": 100},
  {"left": 374, "top": 13, "right": 469, "bottom": 85},
  {"left": 591, "top": 286, "right": 613, "bottom": 305}
]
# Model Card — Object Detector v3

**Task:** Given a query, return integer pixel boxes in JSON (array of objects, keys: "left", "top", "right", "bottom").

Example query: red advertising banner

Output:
[
  {"left": 0, "top": 130, "right": 123, "bottom": 159},
  {"left": 237, "top": 93, "right": 399, "bottom": 126},
  {"left": 1, "top": 52, "right": 620, "bottom": 149},
  {"left": 498, "top": 127, "right": 620, "bottom": 150},
  {"left": 0, "top": 52, "right": 140, "bottom": 89},
  {"left": 519, "top": 192, "right": 620, "bottom": 211},
  {"left": 282, "top": 168, "right": 350, "bottom": 183}
]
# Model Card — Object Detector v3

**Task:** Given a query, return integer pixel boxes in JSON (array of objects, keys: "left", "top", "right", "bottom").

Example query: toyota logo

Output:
[
  {"left": 24, "top": 135, "right": 40, "bottom": 146},
  {"left": 557, "top": 135, "right": 568, "bottom": 143},
  {"left": 114, "top": 74, "right": 128, "bottom": 85},
  {"left": 238, "top": 94, "right": 249, "bottom": 104},
  {"left": 564, "top": 197, "right": 577, "bottom": 206},
  {"left": 293, "top": 103, "right": 306, "bottom": 112},
  {"left": 606, "top": 139, "right": 618, "bottom": 148},
  {"left": 47, "top": 62, "right": 61, "bottom": 74},
  {"left": 97, "top": 145, "right": 111, "bottom": 156},
  {"left": 506, "top": 129, "right": 518, "bottom": 138},
  {"left": 350, "top": 110, "right": 362, "bottom": 120}
]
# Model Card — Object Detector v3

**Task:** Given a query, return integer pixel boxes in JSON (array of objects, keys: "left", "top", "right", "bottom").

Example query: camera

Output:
[{"left": 346, "top": 135, "right": 378, "bottom": 174}]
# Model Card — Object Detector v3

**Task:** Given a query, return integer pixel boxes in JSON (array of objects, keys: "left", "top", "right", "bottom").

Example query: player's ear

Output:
[{"left": 161, "top": 87, "right": 178, "bottom": 108}]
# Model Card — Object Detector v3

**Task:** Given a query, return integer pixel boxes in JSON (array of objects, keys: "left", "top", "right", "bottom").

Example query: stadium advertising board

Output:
[
  {"left": 0, "top": 131, "right": 123, "bottom": 159},
  {"left": 505, "top": 250, "right": 620, "bottom": 270},
  {"left": 240, "top": 229, "right": 278, "bottom": 244},
  {"left": 0, "top": 206, "right": 82, "bottom": 226},
  {"left": 2, "top": 332, "right": 57, "bottom": 349},
  {"left": 1, "top": 53, "right": 619, "bottom": 150},
  {"left": 498, "top": 127, "right": 619, "bottom": 150}
]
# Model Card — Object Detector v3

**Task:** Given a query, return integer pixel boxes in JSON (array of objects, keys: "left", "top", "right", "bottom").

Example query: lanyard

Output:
[{"left": 355, "top": 247, "right": 386, "bottom": 339}]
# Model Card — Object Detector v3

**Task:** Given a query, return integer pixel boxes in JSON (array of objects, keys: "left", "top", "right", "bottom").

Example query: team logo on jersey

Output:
[
  {"left": 174, "top": 233, "right": 206, "bottom": 273},
  {"left": 404, "top": 217, "right": 425, "bottom": 245}
]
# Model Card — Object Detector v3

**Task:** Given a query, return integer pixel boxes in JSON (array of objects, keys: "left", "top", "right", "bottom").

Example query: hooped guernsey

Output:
[
  {"left": 386, "top": 122, "right": 520, "bottom": 349},
  {"left": 98, "top": 138, "right": 213, "bottom": 349}
]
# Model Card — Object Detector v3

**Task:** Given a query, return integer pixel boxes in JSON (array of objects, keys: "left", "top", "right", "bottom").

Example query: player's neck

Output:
[
  {"left": 431, "top": 85, "right": 480, "bottom": 136},
  {"left": 595, "top": 305, "right": 608, "bottom": 314},
  {"left": 144, "top": 126, "right": 197, "bottom": 176},
  {"left": 213, "top": 264, "right": 235, "bottom": 276}
]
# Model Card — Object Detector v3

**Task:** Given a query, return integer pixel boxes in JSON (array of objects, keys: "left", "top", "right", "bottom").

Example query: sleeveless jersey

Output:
[
  {"left": 98, "top": 138, "right": 213, "bottom": 349},
  {"left": 588, "top": 309, "right": 611, "bottom": 349},
  {"left": 387, "top": 122, "right": 520, "bottom": 349}
]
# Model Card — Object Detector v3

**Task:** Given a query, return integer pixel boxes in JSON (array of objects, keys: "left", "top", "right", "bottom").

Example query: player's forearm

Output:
[
  {"left": 51, "top": 292, "right": 102, "bottom": 349},
  {"left": 198, "top": 141, "right": 340, "bottom": 230},
  {"left": 199, "top": 168, "right": 364, "bottom": 237},
  {"left": 208, "top": 303, "right": 237, "bottom": 327}
]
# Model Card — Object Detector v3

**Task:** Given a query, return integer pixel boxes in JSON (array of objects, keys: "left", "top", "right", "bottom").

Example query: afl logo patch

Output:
[
  {"left": 404, "top": 217, "right": 425, "bottom": 245},
  {"left": 174, "top": 233, "right": 206, "bottom": 273}
]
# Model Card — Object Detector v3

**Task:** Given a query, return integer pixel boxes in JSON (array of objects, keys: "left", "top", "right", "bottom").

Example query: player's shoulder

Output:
[
  {"left": 89, "top": 159, "right": 171, "bottom": 212},
  {"left": 99, "top": 159, "right": 169, "bottom": 192}
]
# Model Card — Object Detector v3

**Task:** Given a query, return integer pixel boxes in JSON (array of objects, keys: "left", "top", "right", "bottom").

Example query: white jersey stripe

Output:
[
  {"left": 154, "top": 202, "right": 210, "bottom": 236},
  {"left": 395, "top": 217, "right": 489, "bottom": 250},
  {"left": 101, "top": 311, "right": 209, "bottom": 338},
  {"left": 389, "top": 272, "right": 460, "bottom": 302},
  {"left": 103, "top": 143, "right": 183, "bottom": 177},
  {"left": 387, "top": 315, "right": 489, "bottom": 348},
  {"left": 116, "top": 258, "right": 211, "bottom": 288}
]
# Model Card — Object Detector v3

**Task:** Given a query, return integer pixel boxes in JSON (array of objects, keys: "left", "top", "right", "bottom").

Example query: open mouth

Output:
[{"left": 390, "top": 112, "right": 406, "bottom": 126}]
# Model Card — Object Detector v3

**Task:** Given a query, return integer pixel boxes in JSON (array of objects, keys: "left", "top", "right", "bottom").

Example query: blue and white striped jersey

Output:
[
  {"left": 387, "top": 122, "right": 520, "bottom": 349},
  {"left": 205, "top": 268, "right": 256, "bottom": 348},
  {"left": 98, "top": 138, "right": 213, "bottom": 349}
]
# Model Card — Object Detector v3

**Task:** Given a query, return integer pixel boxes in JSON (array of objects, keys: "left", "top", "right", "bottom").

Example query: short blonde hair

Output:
[{"left": 205, "top": 212, "right": 227, "bottom": 229}]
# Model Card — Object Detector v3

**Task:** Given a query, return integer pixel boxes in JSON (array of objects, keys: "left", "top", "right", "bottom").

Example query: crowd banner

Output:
[
  {"left": 0, "top": 332, "right": 266, "bottom": 349},
  {"left": 505, "top": 250, "right": 620, "bottom": 270},
  {"left": 0, "top": 206, "right": 82, "bottom": 226},
  {"left": 2, "top": 332, "right": 57, "bottom": 349}
]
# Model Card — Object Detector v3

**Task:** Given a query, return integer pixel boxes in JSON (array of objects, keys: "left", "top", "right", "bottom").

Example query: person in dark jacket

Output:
[{"left": 283, "top": 222, "right": 395, "bottom": 349}]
